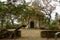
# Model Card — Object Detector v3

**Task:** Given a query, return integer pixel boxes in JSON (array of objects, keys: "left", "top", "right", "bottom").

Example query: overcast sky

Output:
[
  {"left": 0, "top": 0, "right": 60, "bottom": 20},
  {"left": 50, "top": 0, "right": 60, "bottom": 20}
]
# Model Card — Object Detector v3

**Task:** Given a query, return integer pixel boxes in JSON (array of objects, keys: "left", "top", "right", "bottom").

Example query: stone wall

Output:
[{"left": 7, "top": 29, "right": 60, "bottom": 40}]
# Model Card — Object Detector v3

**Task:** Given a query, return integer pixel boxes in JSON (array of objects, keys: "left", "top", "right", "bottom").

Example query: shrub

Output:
[
  {"left": 49, "top": 21, "right": 58, "bottom": 30},
  {"left": 5, "top": 22, "right": 20, "bottom": 29}
]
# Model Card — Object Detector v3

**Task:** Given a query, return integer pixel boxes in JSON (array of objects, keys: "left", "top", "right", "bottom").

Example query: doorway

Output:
[{"left": 30, "top": 21, "right": 34, "bottom": 28}]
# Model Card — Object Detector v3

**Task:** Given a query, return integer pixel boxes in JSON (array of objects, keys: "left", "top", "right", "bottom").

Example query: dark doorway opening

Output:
[{"left": 30, "top": 21, "right": 34, "bottom": 28}]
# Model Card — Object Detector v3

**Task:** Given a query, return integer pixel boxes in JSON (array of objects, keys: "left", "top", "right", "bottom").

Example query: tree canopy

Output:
[{"left": 0, "top": 1, "right": 37, "bottom": 29}]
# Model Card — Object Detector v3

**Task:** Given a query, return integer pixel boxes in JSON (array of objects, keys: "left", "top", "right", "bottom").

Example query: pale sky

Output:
[
  {"left": 0, "top": 0, "right": 6, "bottom": 2},
  {"left": 0, "top": 0, "right": 60, "bottom": 20},
  {"left": 50, "top": 0, "right": 60, "bottom": 20}
]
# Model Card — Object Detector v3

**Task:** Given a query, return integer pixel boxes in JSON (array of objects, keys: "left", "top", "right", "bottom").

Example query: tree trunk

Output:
[{"left": 11, "top": 19, "right": 14, "bottom": 25}]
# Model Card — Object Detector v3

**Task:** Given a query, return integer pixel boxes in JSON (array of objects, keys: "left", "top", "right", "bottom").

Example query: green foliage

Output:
[
  {"left": 0, "top": 1, "right": 37, "bottom": 29},
  {"left": 5, "top": 22, "right": 20, "bottom": 29},
  {"left": 49, "top": 21, "right": 58, "bottom": 30},
  {"left": 5, "top": 22, "right": 14, "bottom": 29}
]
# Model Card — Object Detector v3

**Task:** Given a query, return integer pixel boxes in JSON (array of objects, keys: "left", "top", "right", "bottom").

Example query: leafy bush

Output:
[
  {"left": 5, "top": 22, "right": 20, "bottom": 29},
  {"left": 49, "top": 21, "right": 58, "bottom": 30}
]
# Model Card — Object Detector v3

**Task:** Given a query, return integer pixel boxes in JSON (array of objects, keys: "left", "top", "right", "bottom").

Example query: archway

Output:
[{"left": 30, "top": 21, "right": 34, "bottom": 28}]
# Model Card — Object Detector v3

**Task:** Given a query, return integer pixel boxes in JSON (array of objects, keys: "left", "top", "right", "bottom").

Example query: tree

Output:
[
  {"left": 7, "top": 2, "right": 16, "bottom": 25},
  {"left": 0, "top": 1, "right": 36, "bottom": 29},
  {"left": 55, "top": 12, "right": 59, "bottom": 20},
  {"left": 13, "top": 3, "right": 36, "bottom": 25},
  {"left": 0, "top": 1, "right": 8, "bottom": 28}
]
